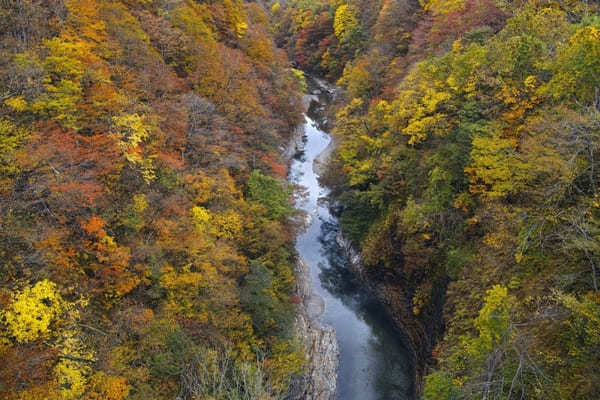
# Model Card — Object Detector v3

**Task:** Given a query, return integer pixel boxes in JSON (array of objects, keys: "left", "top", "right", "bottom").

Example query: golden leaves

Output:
[
  {"left": 2, "top": 280, "right": 64, "bottom": 343},
  {"left": 112, "top": 113, "right": 156, "bottom": 183}
]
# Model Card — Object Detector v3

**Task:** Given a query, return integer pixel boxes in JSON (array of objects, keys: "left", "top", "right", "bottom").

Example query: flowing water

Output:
[{"left": 289, "top": 97, "right": 415, "bottom": 400}]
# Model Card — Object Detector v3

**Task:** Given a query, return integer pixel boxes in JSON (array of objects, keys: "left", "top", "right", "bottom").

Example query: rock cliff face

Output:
[
  {"left": 288, "top": 258, "right": 339, "bottom": 400},
  {"left": 335, "top": 230, "right": 442, "bottom": 396}
]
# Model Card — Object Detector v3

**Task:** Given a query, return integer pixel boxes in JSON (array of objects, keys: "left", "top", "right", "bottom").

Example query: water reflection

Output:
[{"left": 318, "top": 214, "right": 414, "bottom": 399}]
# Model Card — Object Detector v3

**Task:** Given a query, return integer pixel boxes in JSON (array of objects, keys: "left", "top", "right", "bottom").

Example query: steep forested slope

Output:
[
  {"left": 0, "top": 1, "right": 308, "bottom": 398},
  {"left": 277, "top": 0, "right": 600, "bottom": 398}
]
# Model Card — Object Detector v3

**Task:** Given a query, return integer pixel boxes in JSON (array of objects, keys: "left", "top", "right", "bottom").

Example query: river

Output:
[{"left": 289, "top": 93, "right": 415, "bottom": 400}]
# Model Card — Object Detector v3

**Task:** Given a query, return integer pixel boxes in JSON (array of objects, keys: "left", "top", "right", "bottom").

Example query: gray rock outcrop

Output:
[{"left": 288, "top": 257, "right": 339, "bottom": 400}]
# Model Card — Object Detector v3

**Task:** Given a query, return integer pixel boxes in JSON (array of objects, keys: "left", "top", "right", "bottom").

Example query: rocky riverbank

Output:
[
  {"left": 281, "top": 92, "right": 317, "bottom": 160},
  {"left": 288, "top": 257, "right": 339, "bottom": 400}
]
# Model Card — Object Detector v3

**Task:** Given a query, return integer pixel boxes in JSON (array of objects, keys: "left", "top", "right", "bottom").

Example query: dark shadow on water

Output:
[{"left": 316, "top": 213, "right": 416, "bottom": 399}]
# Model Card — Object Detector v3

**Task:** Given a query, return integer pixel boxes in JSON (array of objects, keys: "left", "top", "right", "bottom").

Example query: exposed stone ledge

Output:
[
  {"left": 288, "top": 257, "right": 339, "bottom": 400},
  {"left": 281, "top": 123, "right": 305, "bottom": 161}
]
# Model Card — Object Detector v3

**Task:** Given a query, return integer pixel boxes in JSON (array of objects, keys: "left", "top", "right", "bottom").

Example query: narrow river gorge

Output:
[{"left": 289, "top": 91, "right": 415, "bottom": 400}]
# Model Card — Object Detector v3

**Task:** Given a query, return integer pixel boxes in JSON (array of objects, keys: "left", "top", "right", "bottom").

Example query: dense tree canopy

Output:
[
  {"left": 0, "top": 1, "right": 305, "bottom": 398},
  {"left": 2, "top": 0, "right": 600, "bottom": 398},
  {"left": 275, "top": 0, "right": 600, "bottom": 397}
]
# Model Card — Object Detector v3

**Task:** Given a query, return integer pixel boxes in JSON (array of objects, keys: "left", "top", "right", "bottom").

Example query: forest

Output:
[
  {"left": 0, "top": 0, "right": 307, "bottom": 398},
  {"left": 274, "top": 0, "right": 600, "bottom": 398},
  {"left": 1, "top": 0, "right": 599, "bottom": 399}
]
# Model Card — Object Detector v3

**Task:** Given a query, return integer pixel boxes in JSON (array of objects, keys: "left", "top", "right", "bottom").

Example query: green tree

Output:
[
  {"left": 423, "top": 372, "right": 465, "bottom": 400},
  {"left": 240, "top": 262, "right": 294, "bottom": 338},
  {"left": 247, "top": 170, "right": 294, "bottom": 220},
  {"left": 544, "top": 24, "right": 600, "bottom": 104}
]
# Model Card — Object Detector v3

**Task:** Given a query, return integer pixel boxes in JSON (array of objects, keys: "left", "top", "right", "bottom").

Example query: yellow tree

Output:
[
  {"left": 1, "top": 280, "right": 95, "bottom": 400},
  {"left": 333, "top": 4, "right": 361, "bottom": 46}
]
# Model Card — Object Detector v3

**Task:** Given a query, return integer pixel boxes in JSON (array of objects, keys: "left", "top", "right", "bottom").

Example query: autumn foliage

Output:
[
  {"left": 277, "top": 0, "right": 600, "bottom": 398},
  {"left": 1, "top": 1, "right": 305, "bottom": 398}
]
